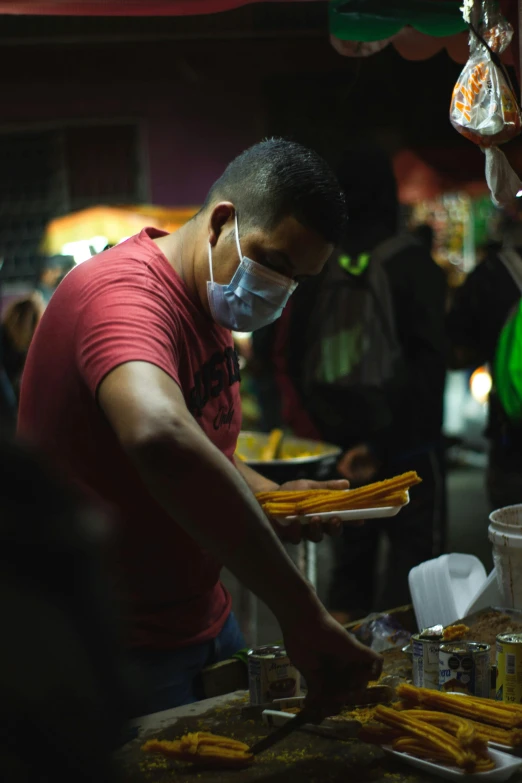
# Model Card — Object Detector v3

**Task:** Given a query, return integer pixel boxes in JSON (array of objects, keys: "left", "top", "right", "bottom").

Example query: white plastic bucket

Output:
[{"left": 489, "top": 504, "right": 522, "bottom": 608}]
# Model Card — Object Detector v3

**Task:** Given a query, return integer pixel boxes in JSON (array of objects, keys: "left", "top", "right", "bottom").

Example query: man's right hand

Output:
[{"left": 280, "top": 605, "right": 383, "bottom": 719}]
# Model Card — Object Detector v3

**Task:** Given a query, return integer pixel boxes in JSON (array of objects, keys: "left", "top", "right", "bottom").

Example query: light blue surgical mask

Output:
[{"left": 207, "top": 214, "right": 297, "bottom": 332}]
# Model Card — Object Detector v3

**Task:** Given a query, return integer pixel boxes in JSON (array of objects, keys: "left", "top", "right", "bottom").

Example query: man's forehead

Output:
[
  {"left": 263, "top": 217, "right": 333, "bottom": 272},
  {"left": 261, "top": 216, "right": 329, "bottom": 249}
]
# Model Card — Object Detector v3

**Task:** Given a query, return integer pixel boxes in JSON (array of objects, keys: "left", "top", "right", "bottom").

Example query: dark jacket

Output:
[
  {"left": 254, "top": 237, "right": 447, "bottom": 464},
  {"left": 447, "top": 247, "right": 522, "bottom": 460}
]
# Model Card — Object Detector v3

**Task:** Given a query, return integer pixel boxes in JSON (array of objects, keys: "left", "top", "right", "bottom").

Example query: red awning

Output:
[
  {"left": 393, "top": 148, "right": 489, "bottom": 203},
  {"left": 0, "top": 0, "right": 318, "bottom": 14}
]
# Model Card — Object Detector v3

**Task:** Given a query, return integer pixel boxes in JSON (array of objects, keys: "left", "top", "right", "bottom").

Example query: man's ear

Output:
[{"left": 208, "top": 202, "right": 236, "bottom": 248}]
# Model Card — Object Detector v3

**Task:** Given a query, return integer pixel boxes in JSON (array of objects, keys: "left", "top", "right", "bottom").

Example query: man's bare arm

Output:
[
  {"left": 233, "top": 456, "right": 279, "bottom": 494},
  {"left": 98, "top": 361, "right": 382, "bottom": 714},
  {"left": 98, "top": 361, "right": 317, "bottom": 626}
]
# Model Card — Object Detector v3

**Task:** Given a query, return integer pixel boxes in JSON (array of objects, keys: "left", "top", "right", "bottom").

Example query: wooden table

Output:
[
  {"left": 120, "top": 690, "right": 395, "bottom": 783},
  {"left": 118, "top": 608, "right": 522, "bottom": 782},
  {"left": 118, "top": 648, "right": 435, "bottom": 783}
]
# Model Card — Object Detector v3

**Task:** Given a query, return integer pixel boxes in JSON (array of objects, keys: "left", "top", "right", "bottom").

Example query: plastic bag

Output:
[
  {"left": 351, "top": 613, "right": 411, "bottom": 653},
  {"left": 484, "top": 146, "right": 522, "bottom": 207},
  {"left": 450, "top": 1, "right": 518, "bottom": 147},
  {"left": 450, "top": 0, "right": 522, "bottom": 207}
]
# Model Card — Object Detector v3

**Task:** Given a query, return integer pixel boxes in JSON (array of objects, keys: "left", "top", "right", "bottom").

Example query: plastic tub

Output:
[{"left": 489, "top": 505, "right": 522, "bottom": 609}]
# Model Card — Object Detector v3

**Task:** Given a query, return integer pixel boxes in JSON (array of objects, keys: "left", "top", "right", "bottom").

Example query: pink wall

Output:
[
  {"left": 0, "top": 41, "right": 266, "bottom": 207},
  {"left": 144, "top": 85, "right": 264, "bottom": 206}
]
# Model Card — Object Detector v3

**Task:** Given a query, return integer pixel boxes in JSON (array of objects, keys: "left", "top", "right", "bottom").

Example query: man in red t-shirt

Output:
[{"left": 19, "top": 139, "right": 381, "bottom": 714}]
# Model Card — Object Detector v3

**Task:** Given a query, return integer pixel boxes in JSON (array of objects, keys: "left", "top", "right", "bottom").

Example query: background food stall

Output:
[{"left": 40, "top": 204, "right": 199, "bottom": 260}]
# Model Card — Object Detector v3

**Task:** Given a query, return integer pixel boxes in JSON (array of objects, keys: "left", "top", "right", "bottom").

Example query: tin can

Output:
[
  {"left": 496, "top": 633, "right": 522, "bottom": 703},
  {"left": 411, "top": 632, "right": 443, "bottom": 690},
  {"left": 248, "top": 645, "right": 300, "bottom": 706},
  {"left": 439, "top": 642, "right": 490, "bottom": 698}
]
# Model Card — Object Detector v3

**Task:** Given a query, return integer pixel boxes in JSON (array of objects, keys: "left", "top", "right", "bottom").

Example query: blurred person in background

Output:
[
  {"left": 447, "top": 215, "right": 522, "bottom": 510},
  {"left": 253, "top": 146, "right": 447, "bottom": 622},
  {"left": 36, "top": 254, "right": 75, "bottom": 305},
  {"left": 1, "top": 292, "right": 45, "bottom": 401},
  {"left": 0, "top": 435, "right": 136, "bottom": 782},
  {"left": 0, "top": 256, "right": 74, "bottom": 412}
]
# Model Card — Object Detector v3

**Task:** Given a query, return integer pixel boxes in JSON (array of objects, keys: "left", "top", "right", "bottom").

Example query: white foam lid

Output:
[{"left": 409, "top": 554, "right": 487, "bottom": 630}]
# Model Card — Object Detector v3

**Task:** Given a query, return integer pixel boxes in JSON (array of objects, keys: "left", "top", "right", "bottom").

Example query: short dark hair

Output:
[{"left": 202, "top": 138, "right": 346, "bottom": 245}]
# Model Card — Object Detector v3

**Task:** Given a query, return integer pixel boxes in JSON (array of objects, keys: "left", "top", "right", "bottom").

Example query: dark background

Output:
[{"left": 0, "top": 3, "right": 489, "bottom": 284}]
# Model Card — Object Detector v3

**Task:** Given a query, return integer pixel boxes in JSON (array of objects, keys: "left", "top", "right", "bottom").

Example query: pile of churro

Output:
[
  {"left": 360, "top": 705, "right": 495, "bottom": 772},
  {"left": 359, "top": 684, "right": 522, "bottom": 772},
  {"left": 256, "top": 471, "right": 421, "bottom": 518},
  {"left": 398, "top": 684, "right": 522, "bottom": 737}
]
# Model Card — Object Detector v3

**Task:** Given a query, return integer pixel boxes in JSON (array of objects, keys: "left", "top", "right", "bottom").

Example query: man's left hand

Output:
[{"left": 270, "top": 479, "right": 362, "bottom": 544}]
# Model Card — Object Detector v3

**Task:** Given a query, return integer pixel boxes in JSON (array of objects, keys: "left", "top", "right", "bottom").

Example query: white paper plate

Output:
[
  {"left": 489, "top": 743, "right": 522, "bottom": 756},
  {"left": 384, "top": 746, "right": 522, "bottom": 781},
  {"left": 279, "top": 493, "right": 410, "bottom": 525}
]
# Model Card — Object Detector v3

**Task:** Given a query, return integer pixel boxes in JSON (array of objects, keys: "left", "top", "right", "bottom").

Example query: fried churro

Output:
[
  {"left": 399, "top": 710, "right": 477, "bottom": 749},
  {"left": 392, "top": 737, "right": 494, "bottom": 773},
  {"left": 443, "top": 624, "right": 470, "bottom": 642},
  {"left": 374, "top": 706, "right": 476, "bottom": 770},
  {"left": 393, "top": 736, "right": 455, "bottom": 763},
  {"left": 468, "top": 719, "right": 522, "bottom": 748},
  {"left": 257, "top": 471, "right": 421, "bottom": 517},
  {"left": 142, "top": 733, "right": 253, "bottom": 769},
  {"left": 400, "top": 707, "right": 522, "bottom": 747},
  {"left": 371, "top": 705, "right": 497, "bottom": 772},
  {"left": 397, "top": 684, "right": 522, "bottom": 729}
]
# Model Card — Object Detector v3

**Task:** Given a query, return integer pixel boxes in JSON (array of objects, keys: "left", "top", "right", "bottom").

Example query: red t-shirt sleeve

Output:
[{"left": 76, "top": 268, "right": 181, "bottom": 397}]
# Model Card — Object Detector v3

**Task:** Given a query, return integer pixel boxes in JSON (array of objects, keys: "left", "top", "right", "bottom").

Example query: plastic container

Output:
[
  {"left": 464, "top": 567, "right": 503, "bottom": 616},
  {"left": 409, "top": 554, "right": 487, "bottom": 630},
  {"left": 489, "top": 505, "right": 522, "bottom": 609}
]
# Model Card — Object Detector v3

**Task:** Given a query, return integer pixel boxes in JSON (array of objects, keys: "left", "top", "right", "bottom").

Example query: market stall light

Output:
[
  {"left": 61, "top": 235, "right": 109, "bottom": 265},
  {"left": 516, "top": 190, "right": 522, "bottom": 198},
  {"left": 470, "top": 366, "right": 492, "bottom": 405},
  {"left": 232, "top": 331, "right": 253, "bottom": 366}
]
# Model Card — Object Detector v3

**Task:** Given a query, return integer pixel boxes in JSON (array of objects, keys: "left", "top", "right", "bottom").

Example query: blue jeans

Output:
[{"left": 133, "top": 612, "right": 245, "bottom": 715}]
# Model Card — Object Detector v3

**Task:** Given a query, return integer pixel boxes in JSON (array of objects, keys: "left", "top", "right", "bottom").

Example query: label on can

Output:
[
  {"left": 248, "top": 645, "right": 301, "bottom": 706},
  {"left": 439, "top": 642, "right": 490, "bottom": 698},
  {"left": 496, "top": 633, "right": 522, "bottom": 703},
  {"left": 412, "top": 633, "right": 441, "bottom": 690}
]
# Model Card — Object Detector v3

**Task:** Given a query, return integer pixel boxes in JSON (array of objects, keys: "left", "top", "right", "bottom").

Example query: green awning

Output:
[{"left": 330, "top": 0, "right": 467, "bottom": 42}]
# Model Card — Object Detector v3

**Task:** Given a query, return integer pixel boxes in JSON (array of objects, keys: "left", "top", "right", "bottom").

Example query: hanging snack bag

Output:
[{"left": 450, "top": 0, "right": 522, "bottom": 207}]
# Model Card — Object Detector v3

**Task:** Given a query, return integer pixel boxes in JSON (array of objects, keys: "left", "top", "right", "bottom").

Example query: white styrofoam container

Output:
[
  {"left": 409, "top": 554, "right": 487, "bottom": 630},
  {"left": 464, "top": 568, "right": 503, "bottom": 616}
]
